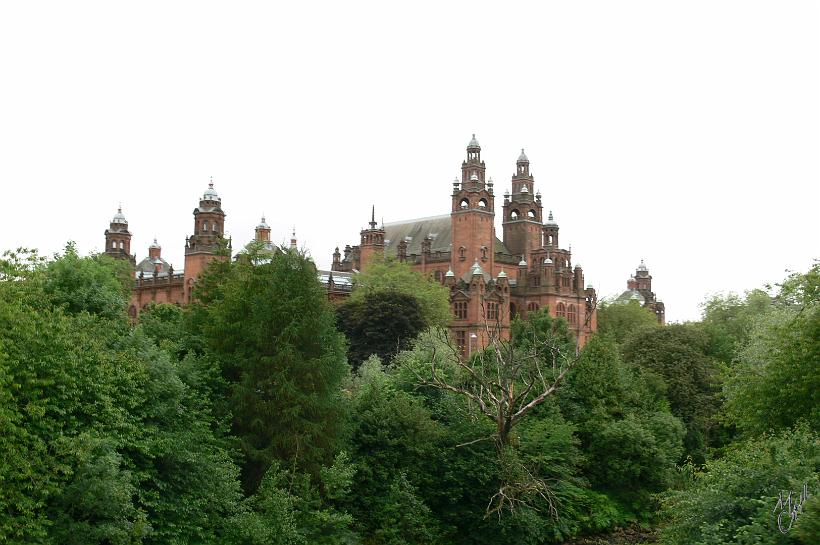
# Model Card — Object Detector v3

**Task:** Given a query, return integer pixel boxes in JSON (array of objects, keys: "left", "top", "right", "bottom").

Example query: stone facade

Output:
[
  {"left": 331, "top": 135, "right": 598, "bottom": 352},
  {"left": 614, "top": 261, "right": 666, "bottom": 324}
]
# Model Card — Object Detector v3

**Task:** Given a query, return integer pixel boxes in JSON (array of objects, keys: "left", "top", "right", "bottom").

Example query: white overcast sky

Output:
[{"left": 1, "top": 1, "right": 817, "bottom": 322}]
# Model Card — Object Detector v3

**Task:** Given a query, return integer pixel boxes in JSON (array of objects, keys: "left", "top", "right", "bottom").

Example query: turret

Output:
[
  {"left": 148, "top": 238, "right": 161, "bottom": 260},
  {"left": 359, "top": 205, "right": 384, "bottom": 272},
  {"left": 104, "top": 205, "right": 135, "bottom": 264},
  {"left": 255, "top": 215, "right": 271, "bottom": 242},
  {"left": 502, "top": 149, "right": 543, "bottom": 256},
  {"left": 184, "top": 178, "right": 227, "bottom": 303}
]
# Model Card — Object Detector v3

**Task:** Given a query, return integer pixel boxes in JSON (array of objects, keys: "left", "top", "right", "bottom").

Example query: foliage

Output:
[
  {"left": 350, "top": 254, "right": 452, "bottom": 327},
  {"left": 659, "top": 425, "right": 819, "bottom": 545},
  {"left": 722, "top": 265, "right": 819, "bottom": 437},
  {"left": 336, "top": 290, "right": 427, "bottom": 367},
  {"left": 621, "top": 324, "right": 720, "bottom": 461},
  {"left": 191, "top": 248, "right": 349, "bottom": 492},
  {"left": 700, "top": 288, "right": 773, "bottom": 363},
  {"left": 596, "top": 300, "right": 660, "bottom": 345}
]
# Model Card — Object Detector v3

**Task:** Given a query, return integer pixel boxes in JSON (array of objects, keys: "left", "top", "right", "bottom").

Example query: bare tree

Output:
[{"left": 414, "top": 299, "right": 597, "bottom": 517}]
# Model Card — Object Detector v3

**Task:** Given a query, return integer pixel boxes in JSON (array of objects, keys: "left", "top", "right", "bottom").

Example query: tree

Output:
[
  {"left": 722, "top": 264, "right": 819, "bottom": 437},
  {"left": 336, "top": 290, "right": 427, "bottom": 367},
  {"left": 193, "top": 248, "right": 349, "bottom": 493},
  {"left": 350, "top": 254, "right": 452, "bottom": 327},
  {"left": 621, "top": 324, "right": 720, "bottom": 461},
  {"left": 596, "top": 299, "right": 659, "bottom": 345}
]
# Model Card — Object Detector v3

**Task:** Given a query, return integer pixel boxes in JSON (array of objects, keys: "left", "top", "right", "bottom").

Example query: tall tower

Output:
[
  {"left": 104, "top": 206, "right": 135, "bottom": 265},
  {"left": 502, "top": 149, "right": 543, "bottom": 258},
  {"left": 183, "top": 179, "right": 226, "bottom": 303},
  {"left": 451, "top": 134, "right": 495, "bottom": 278},
  {"left": 359, "top": 205, "right": 384, "bottom": 272},
  {"left": 255, "top": 215, "right": 271, "bottom": 243}
]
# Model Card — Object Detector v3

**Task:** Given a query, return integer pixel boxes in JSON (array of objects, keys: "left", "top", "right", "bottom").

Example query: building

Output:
[
  {"left": 105, "top": 180, "right": 352, "bottom": 319},
  {"left": 331, "top": 135, "right": 598, "bottom": 351},
  {"left": 613, "top": 260, "right": 666, "bottom": 324}
]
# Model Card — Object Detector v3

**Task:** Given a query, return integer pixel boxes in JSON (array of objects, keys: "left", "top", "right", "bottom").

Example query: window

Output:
[
  {"left": 119, "top": 241, "right": 124, "bottom": 249},
  {"left": 510, "top": 303, "right": 518, "bottom": 319},
  {"left": 530, "top": 275, "right": 540, "bottom": 287},
  {"left": 454, "top": 301, "right": 468, "bottom": 320},
  {"left": 478, "top": 198, "right": 488, "bottom": 209},
  {"left": 567, "top": 304, "right": 577, "bottom": 325},
  {"left": 460, "top": 198, "right": 469, "bottom": 209},
  {"left": 111, "top": 240, "right": 117, "bottom": 249},
  {"left": 455, "top": 330, "right": 467, "bottom": 355},
  {"left": 510, "top": 209, "right": 520, "bottom": 220},
  {"left": 556, "top": 302, "right": 566, "bottom": 318},
  {"left": 486, "top": 302, "right": 499, "bottom": 321},
  {"left": 528, "top": 209, "right": 536, "bottom": 219},
  {"left": 434, "top": 270, "right": 443, "bottom": 283},
  {"left": 527, "top": 302, "right": 539, "bottom": 312}
]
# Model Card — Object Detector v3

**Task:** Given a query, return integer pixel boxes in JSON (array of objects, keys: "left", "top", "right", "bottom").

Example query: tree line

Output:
[{"left": 0, "top": 243, "right": 816, "bottom": 544}]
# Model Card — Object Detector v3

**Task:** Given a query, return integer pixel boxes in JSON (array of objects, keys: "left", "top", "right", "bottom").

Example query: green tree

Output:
[
  {"left": 596, "top": 299, "right": 660, "bottom": 345},
  {"left": 621, "top": 324, "right": 720, "bottom": 461},
  {"left": 700, "top": 288, "right": 772, "bottom": 363},
  {"left": 336, "top": 290, "right": 427, "bottom": 367},
  {"left": 722, "top": 264, "right": 819, "bottom": 437},
  {"left": 350, "top": 254, "right": 452, "bottom": 327},
  {"left": 193, "top": 248, "right": 349, "bottom": 493}
]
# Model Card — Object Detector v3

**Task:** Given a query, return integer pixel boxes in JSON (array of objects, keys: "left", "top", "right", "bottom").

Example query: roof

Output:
[
  {"left": 614, "top": 289, "right": 645, "bottom": 304},
  {"left": 135, "top": 256, "right": 175, "bottom": 277},
  {"left": 382, "top": 214, "right": 512, "bottom": 256},
  {"left": 317, "top": 269, "right": 354, "bottom": 288}
]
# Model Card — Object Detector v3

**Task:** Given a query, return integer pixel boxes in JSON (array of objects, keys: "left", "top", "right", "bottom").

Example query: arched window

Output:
[
  {"left": 556, "top": 302, "right": 566, "bottom": 318},
  {"left": 460, "top": 198, "right": 469, "bottom": 209},
  {"left": 528, "top": 209, "right": 536, "bottom": 219},
  {"left": 527, "top": 302, "right": 539, "bottom": 312},
  {"left": 111, "top": 240, "right": 117, "bottom": 249},
  {"left": 478, "top": 198, "right": 487, "bottom": 209},
  {"left": 119, "top": 241, "right": 124, "bottom": 249},
  {"left": 567, "top": 304, "right": 577, "bottom": 324},
  {"left": 510, "top": 303, "right": 518, "bottom": 320},
  {"left": 204, "top": 221, "right": 209, "bottom": 232},
  {"left": 510, "top": 209, "right": 520, "bottom": 220}
]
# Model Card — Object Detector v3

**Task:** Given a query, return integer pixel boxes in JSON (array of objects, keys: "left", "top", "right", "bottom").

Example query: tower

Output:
[
  {"left": 502, "top": 149, "right": 543, "bottom": 258},
  {"left": 183, "top": 179, "right": 226, "bottom": 303},
  {"left": 542, "top": 211, "right": 559, "bottom": 249},
  {"left": 451, "top": 134, "right": 495, "bottom": 278},
  {"left": 104, "top": 206, "right": 135, "bottom": 265},
  {"left": 255, "top": 215, "right": 271, "bottom": 243},
  {"left": 359, "top": 205, "right": 384, "bottom": 272}
]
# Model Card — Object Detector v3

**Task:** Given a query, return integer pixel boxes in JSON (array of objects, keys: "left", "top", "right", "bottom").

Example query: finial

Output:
[
  {"left": 209, "top": 175, "right": 213, "bottom": 188},
  {"left": 118, "top": 202, "right": 122, "bottom": 213}
]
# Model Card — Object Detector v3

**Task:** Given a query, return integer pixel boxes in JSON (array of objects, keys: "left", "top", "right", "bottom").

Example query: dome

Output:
[
  {"left": 445, "top": 267, "right": 455, "bottom": 278},
  {"left": 203, "top": 180, "right": 220, "bottom": 201},
  {"left": 468, "top": 133, "right": 480, "bottom": 148},
  {"left": 470, "top": 173, "right": 479, "bottom": 181},
  {"left": 637, "top": 260, "right": 648, "bottom": 272},
  {"left": 543, "top": 257, "right": 553, "bottom": 265},
  {"left": 498, "top": 269, "right": 508, "bottom": 278},
  {"left": 149, "top": 238, "right": 160, "bottom": 249},
  {"left": 575, "top": 263, "right": 582, "bottom": 269},
  {"left": 112, "top": 206, "right": 127, "bottom": 224},
  {"left": 471, "top": 260, "right": 483, "bottom": 276},
  {"left": 517, "top": 148, "right": 529, "bottom": 162},
  {"left": 257, "top": 215, "right": 270, "bottom": 229},
  {"left": 520, "top": 185, "right": 529, "bottom": 193},
  {"left": 518, "top": 257, "right": 527, "bottom": 267},
  {"left": 545, "top": 211, "right": 557, "bottom": 226},
  {"left": 586, "top": 283, "right": 594, "bottom": 289}
]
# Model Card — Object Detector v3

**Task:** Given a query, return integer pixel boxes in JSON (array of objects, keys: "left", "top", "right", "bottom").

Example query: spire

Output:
[{"left": 368, "top": 205, "right": 377, "bottom": 229}]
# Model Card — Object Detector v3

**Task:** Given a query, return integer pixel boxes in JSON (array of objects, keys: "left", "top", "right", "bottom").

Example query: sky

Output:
[{"left": 1, "top": 1, "right": 817, "bottom": 322}]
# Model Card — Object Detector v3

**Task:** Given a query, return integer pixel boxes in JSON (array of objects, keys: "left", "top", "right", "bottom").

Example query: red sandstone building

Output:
[
  {"left": 614, "top": 260, "right": 666, "bottom": 324},
  {"left": 331, "top": 135, "right": 598, "bottom": 351},
  {"left": 105, "top": 136, "right": 600, "bottom": 349}
]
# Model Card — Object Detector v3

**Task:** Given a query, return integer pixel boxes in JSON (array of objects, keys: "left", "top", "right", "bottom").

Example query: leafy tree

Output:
[
  {"left": 596, "top": 300, "right": 660, "bottom": 345},
  {"left": 350, "top": 254, "right": 452, "bottom": 327},
  {"left": 722, "top": 265, "right": 819, "bottom": 437},
  {"left": 193, "top": 248, "right": 349, "bottom": 493},
  {"left": 700, "top": 288, "right": 772, "bottom": 363},
  {"left": 660, "top": 425, "right": 819, "bottom": 545},
  {"left": 621, "top": 324, "right": 720, "bottom": 461},
  {"left": 336, "top": 290, "right": 427, "bottom": 367}
]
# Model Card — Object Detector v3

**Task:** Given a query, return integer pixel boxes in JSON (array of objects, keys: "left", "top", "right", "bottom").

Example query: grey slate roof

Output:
[
  {"left": 382, "top": 214, "right": 513, "bottom": 256},
  {"left": 614, "top": 289, "right": 645, "bottom": 304},
  {"left": 135, "top": 256, "right": 175, "bottom": 278}
]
